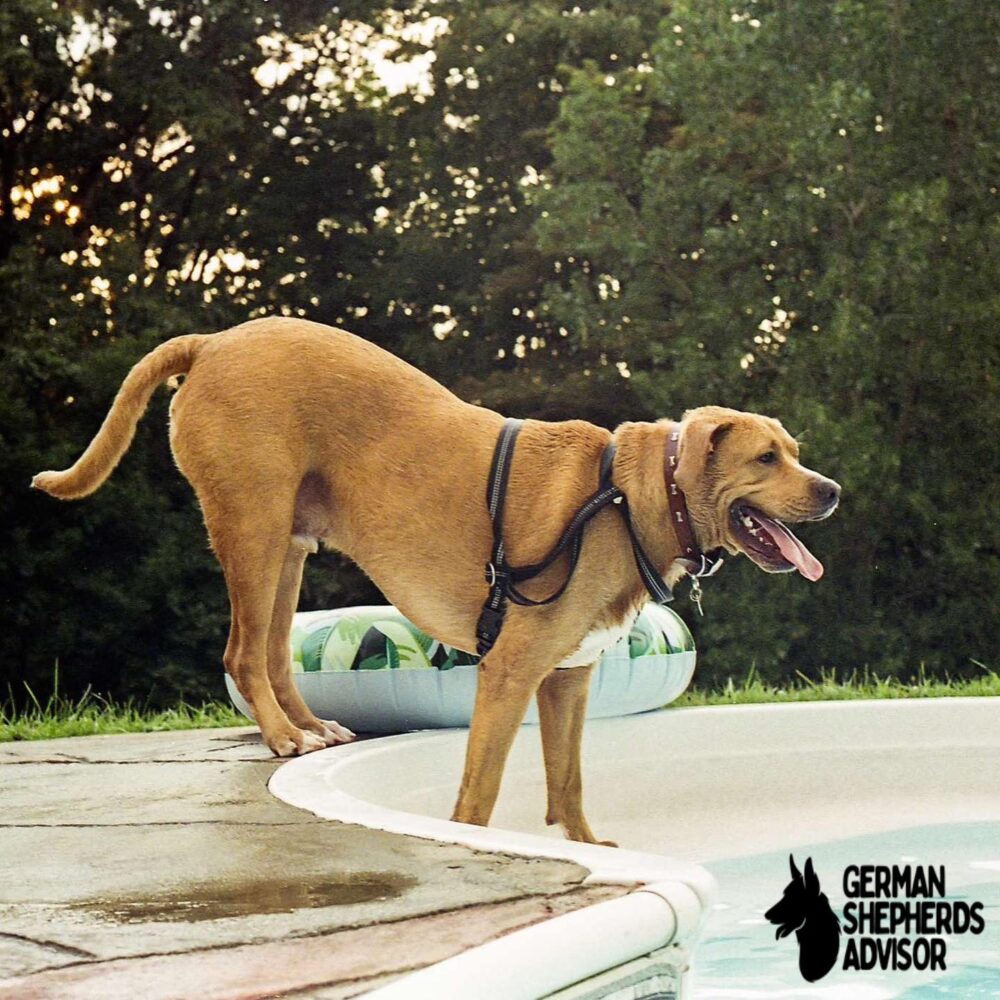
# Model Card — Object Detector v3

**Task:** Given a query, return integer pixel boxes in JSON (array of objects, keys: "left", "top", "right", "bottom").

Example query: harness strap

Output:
[
  {"left": 475, "top": 418, "right": 523, "bottom": 656},
  {"left": 596, "top": 443, "right": 674, "bottom": 605},
  {"left": 620, "top": 497, "right": 674, "bottom": 604},
  {"left": 505, "top": 470, "right": 618, "bottom": 597},
  {"left": 476, "top": 422, "right": 681, "bottom": 656},
  {"left": 486, "top": 418, "right": 522, "bottom": 561}
]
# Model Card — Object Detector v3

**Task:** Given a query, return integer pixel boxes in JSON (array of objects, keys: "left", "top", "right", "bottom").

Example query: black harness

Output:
[{"left": 474, "top": 418, "right": 723, "bottom": 656}]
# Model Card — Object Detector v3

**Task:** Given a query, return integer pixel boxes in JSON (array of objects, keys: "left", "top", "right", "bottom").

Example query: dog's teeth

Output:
[{"left": 742, "top": 516, "right": 754, "bottom": 528}]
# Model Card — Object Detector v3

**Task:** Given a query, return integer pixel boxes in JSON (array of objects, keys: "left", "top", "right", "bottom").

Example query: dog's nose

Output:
[{"left": 812, "top": 477, "right": 841, "bottom": 510}]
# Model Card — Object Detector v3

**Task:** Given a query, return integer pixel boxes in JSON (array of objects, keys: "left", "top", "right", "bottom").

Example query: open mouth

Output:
[{"left": 729, "top": 503, "right": 825, "bottom": 581}]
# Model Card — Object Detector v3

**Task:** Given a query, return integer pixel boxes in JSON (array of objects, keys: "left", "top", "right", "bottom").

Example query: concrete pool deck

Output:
[
  {"left": 0, "top": 727, "right": 625, "bottom": 999},
  {"left": 7, "top": 700, "right": 997, "bottom": 998}
]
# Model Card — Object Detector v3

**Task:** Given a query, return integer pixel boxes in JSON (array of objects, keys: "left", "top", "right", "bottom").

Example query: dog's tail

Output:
[{"left": 32, "top": 334, "right": 209, "bottom": 500}]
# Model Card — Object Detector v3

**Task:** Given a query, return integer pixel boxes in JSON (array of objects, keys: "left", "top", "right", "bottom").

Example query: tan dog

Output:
[{"left": 33, "top": 318, "right": 839, "bottom": 844}]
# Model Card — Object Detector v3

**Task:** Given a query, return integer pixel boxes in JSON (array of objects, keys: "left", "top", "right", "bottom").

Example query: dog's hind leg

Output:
[
  {"left": 266, "top": 535, "right": 355, "bottom": 746},
  {"left": 206, "top": 495, "right": 327, "bottom": 758},
  {"left": 536, "top": 664, "right": 615, "bottom": 846}
]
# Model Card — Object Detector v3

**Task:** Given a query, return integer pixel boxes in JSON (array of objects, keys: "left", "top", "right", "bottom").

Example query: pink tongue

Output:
[{"left": 757, "top": 513, "right": 824, "bottom": 581}]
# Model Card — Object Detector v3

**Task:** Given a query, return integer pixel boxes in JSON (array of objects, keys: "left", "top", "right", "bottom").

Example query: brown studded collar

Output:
[{"left": 665, "top": 423, "right": 725, "bottom": 586}]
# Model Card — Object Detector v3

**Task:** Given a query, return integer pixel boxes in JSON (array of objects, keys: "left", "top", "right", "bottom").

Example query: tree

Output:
[
  {"left": 2, "top": 0, "right": 389, "bottom": 703},
  {"left": 4, "top": 0, "right": 996, "bottom": 704},
  {"left": 530, "top": 0, "right": 999, "bottom": 681}
]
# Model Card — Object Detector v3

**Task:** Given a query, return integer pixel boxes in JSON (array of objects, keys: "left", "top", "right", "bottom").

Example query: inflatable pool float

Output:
[{"left": 225, "top": 604, "right": 696, "bottom": 734}]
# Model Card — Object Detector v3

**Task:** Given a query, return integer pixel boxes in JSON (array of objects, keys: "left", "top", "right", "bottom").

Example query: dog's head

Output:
[{"left": 674, "top": 406, "right": 840, "bottom": 580}]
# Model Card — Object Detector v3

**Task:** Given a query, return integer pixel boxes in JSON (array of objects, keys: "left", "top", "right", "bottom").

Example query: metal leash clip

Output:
[
  {"left": 696, "top": 552, "right": 724, "bottom": 579},
  {"left": 689, "top": 575, "right": 706, "bottom": 616}
]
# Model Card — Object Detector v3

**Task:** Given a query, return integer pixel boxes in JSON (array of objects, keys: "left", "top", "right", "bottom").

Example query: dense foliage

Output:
[{"left": 3, "top": 0, "right": 997, "bottom": 704}]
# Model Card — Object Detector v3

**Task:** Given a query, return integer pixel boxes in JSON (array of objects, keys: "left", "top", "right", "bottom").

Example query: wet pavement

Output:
[{"left": 0, "top": 727, "right": 624, "bottom": 999}]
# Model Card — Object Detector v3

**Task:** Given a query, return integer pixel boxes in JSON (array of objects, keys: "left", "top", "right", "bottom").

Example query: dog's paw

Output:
[
  {"left": 320, "top": 719, "right": 356, "bottom": 744},
  {"left": 556, "top": 818, "right": 618, "bottom": 847},
  {"left": 296, "top": 716, "right": 356, "bottom": 746},
  {"left": 572, "top": 832, "right": 619, "bottom": 848},
  {"left": 268, "top": 727, "right": 328, "bottom": 757}
]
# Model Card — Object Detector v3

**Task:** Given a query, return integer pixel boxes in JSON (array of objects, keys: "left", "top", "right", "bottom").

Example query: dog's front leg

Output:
[
  {"left": 451, "top": 648, "right": 544, "bottom": 828},
  {"left": 536, "top": 664, "right": 616, "bottom": 846}
]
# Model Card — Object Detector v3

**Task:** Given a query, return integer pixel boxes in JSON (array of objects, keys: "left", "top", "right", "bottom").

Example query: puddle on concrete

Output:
[{"left": 76, "top": 871, "right": 416, "bottom": 923}]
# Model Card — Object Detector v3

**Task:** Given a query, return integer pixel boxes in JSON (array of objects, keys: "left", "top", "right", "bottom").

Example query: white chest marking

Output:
[{"left": 554, "top": 611, "right": 638, "bottom": 669}]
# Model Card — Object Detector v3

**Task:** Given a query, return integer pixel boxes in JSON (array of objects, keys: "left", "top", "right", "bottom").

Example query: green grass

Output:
[
  {"left": 0, "top": 684, "right": 245, "bottom": 743},
  {"left": 676, "top": 662, "right": 1000, "bottom": 707},
  {"left": 2, "top": 663, "right": 996, "bottom": 742}
]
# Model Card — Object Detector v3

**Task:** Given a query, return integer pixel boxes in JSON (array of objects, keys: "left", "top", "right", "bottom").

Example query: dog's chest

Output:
[{"left": 554, "top": 610, "right": 638, "bottom": 669}]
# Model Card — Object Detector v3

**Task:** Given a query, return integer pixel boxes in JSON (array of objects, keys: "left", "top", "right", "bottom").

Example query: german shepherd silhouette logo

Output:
[{"left": 765, "top": 855, "right": 841, "bottom": 982}]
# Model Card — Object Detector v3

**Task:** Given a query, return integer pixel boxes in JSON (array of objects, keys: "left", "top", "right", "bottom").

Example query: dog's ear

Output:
[
  {"left": 789, "top": 854, "right": 802, "bottom": 882},
  {"left": 804, "top": 857, "right": 820, "bottom": 895},
  {"left": 675, "top": 408, "right": 735, "bottom": 493}
]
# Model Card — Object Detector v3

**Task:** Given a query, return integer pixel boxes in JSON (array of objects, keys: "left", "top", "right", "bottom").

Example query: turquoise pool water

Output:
[{"left": 691, "top": 823, "right": 1000, "bottom": 998}]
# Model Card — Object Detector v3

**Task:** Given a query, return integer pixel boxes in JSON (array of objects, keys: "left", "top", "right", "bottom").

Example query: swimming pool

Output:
[
  {"left": 694, "top": 821, "right": 1000, "bottom": 998},
  {"left": 270, "top": 698, "right": 1000, "bottom": 997}
]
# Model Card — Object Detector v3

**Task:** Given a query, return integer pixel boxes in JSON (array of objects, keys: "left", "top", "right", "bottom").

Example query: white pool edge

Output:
[
  {"left": 361, "top": 882, "right": 695, "bottom": 1000},
  {"left": 269, "top": 730, "right": 716, "bottom": 998},
  {"left": 268, "top": 698, "right": 1000, "bottom": 998},
  {"left": 269, "top": 731, "right": 715, "bottom": 900}
]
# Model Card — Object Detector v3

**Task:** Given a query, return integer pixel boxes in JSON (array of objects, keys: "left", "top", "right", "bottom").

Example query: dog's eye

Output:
[{"left": 757, "top": 451, "right": 778, "bottom": 465}]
